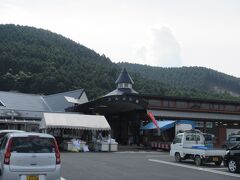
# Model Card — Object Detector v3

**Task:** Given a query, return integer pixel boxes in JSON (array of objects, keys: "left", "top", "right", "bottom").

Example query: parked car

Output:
[
  {"left": 224, "top": 143, "right": 240, "bottom": 173},
  {"left": 0, "top": 132, "right": 61, "bottom": 180},
  {"left": 0, "top": 130, "right": 25, "bottom": 145},
  {"left": 222, "top": 135, "right": 240, "bottom": 149}
]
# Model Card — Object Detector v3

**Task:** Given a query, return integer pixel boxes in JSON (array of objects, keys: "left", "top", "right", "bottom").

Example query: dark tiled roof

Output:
[
  {"left": 0, "top": 91, "right": 50, "bottom": 112},
  {"left": 0, "top": 89, "right": 85, "bottom": 112},
  {"left": 43, "top": 89, "right": 84, "bottom": 112},
  {"left": 115, "top": 68, "right": 134, "bottom": 84}
]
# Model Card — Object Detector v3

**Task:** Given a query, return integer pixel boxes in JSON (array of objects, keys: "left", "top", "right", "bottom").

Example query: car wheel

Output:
[
  {"left": 194, "top": 155, "right": 202, "bottom": 166},
  {"left": 228, "top": 159, "right": 240, "bottom": 173},
  {"left": 175, "top": 152, "right": 182, "bottom": 162}
]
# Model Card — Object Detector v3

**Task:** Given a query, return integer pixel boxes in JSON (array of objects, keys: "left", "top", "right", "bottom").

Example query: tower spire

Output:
[
  {"left": 115, "top": 68, "right": 134, "bottom": 84},
  {"left": 115, "top": 68, "right": 134, "bottom": 89},
  {"left": 104, "top": 68, "right": 138, "bottom": 96}
]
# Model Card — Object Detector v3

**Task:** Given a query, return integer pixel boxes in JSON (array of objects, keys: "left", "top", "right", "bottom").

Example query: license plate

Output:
[
  {"left": 212, "top": 157, "right": 219, "bottom": 161},
  {"left": 26, "top": 175, "right": 39, "bottom": 180}
]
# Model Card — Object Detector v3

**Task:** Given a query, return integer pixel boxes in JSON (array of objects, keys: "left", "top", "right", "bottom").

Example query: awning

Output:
[
  {"left": 141, "top": 120, "right": 175, "bottom": 130},
  {"left": 40, "top": 113, "right": 111, "bottom": 131}
]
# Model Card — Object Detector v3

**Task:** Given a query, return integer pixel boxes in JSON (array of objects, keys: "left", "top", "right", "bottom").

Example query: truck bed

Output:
[{"left": 183, "top": 147, "right": 226, "bottom": 156}]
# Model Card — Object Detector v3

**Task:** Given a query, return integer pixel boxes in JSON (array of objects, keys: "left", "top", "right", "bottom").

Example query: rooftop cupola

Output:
[
  {"left": 115, "top": 68, "right": 134, "bottom": 89},
  {"left": 104, "top": 68, "right": 138, "bottom": 97}
]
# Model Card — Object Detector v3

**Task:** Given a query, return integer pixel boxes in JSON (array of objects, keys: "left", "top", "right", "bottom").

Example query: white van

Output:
[{"left": 0, "top": 132, "right": 61, "bottom": 180}]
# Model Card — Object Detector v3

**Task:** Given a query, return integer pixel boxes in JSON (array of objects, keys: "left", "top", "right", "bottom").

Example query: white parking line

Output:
[
  {"left": 148, "top": 159, "right": 240, "bottom": 178},
  {"left": 146, "top": 155, "right": 167, "bottom": 158},
  {"left": 210, "top": 167, "right": 229, "bottom": 170},
  {"left": 61, "top": 177, "right": 66, "bottom": 180},
  {"left": 115, "top": 151, "right": 160, "bottom": 154}
]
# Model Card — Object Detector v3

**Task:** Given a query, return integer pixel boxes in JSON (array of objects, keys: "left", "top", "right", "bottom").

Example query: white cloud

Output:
[{"left": 133, "top": 26, "right": 182, "bottom": 67}]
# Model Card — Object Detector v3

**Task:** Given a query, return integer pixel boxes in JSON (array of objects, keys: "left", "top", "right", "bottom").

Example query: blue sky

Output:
[{"left": 1, "top": 0, "right": 240, "bottom": 76}]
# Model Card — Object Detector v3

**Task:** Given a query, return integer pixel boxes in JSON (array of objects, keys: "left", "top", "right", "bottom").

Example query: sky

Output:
[{"left": 0, "top": 0, "right": 240, "bottom": 77}]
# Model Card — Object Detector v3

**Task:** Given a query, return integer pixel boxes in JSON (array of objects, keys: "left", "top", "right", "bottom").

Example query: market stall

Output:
[{"left": 40, "top": 112, "right": 117, "bottom": 152}]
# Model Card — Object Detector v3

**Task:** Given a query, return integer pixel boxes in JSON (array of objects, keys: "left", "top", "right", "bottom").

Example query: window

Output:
[
  {"left": 176, "top": 101, "right": 188, "bottom": 108},
  {"left": 118, "top": 83, "right": 132, "bottom": 88},
  {"left": 186, "top": 134, "right": 195, "bottom": 141},
  {"left": 214, "top": 104, "right": 219, "bottom": 110},
  {"left": 118, "top": 83, "right": 124, "bottom": 88},
  {"left": 206, "top": 122, "right": 213, "bottom": 128},
  {"left": 195, "top": 121, "right": 204, "bottom": 128},
  {"left": 229, "top": 137, "right": 240, "bottom": 142},
  {"left": 163, "top": 100, "right": 169, "bottom": 107},
  {"left": 189, "top": 103, "right": 201, "bottom": 109},
  {"left": 162, "top": 100, "right": 176, "bottom": 108},
  {"left": 125, "top": 83, "right": 132, "bottom": 88},
  {"left": 219, "top": 105, "right": 225, "bottom": 111},
  {"left": 174, "top": 135, "right": 183, "bottom": 143},
  {"left": 237, "top": 106, "right": 240, "bottom": 112},
  {"left": 185, "top": 134, "right": 200, "bottom": 141},
  {"left": 229, "top": 137, "right": 237, "bottom": 142},
  {"left": 149, "top": 100, "right": 161, "bottom": 106},
  {"left": 169, "top": 101, "right": 176, "bottom": 108},
  {"left": 225, "top": 105, "right": 235, "bottom": 111},
  {"left": 201, "top": 103, "right": 209, "bottom": 110},
  {"left": 10, "top": 137, "right": 56, "bottom": 153}
]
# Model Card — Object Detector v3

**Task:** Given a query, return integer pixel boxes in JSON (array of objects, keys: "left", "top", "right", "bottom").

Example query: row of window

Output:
[{"left": 149, "top": 99, "right": 240, "bottom": 112}]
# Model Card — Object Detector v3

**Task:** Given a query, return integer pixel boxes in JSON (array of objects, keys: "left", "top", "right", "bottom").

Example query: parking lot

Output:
[{"left": 61, "top": 151, "right": 240, "bottom": 180}]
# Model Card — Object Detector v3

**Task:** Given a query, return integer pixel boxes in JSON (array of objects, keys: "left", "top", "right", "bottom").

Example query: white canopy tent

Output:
[{"left": 40, "top": 113, "right": 111, "bottom": 131}]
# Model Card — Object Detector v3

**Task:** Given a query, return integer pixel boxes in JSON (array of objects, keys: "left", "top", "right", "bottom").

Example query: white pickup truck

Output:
[{"left": 170, "top": 130, "right": 226, "bottom": 166}]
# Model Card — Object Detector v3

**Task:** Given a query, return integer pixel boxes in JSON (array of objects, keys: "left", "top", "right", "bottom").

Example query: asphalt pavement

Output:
[{"left": 61, "top": 151, "right": 240, "bottom": 180}]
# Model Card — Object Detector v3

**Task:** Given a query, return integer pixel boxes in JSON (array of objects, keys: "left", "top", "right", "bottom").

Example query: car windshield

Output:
[
  {"left": 10, "top": 137, "right": 56, "bottom": 153},
  {"left": 229, "top": 142, "right": 240, "bottom": 150}
]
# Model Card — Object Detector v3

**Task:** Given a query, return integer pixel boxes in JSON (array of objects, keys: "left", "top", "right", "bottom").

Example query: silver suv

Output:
[
  {"left": 223, "top": 135, "right": 240, "bottom": 149},
  {"left": 0, "top": 132, "right": 61, "bottom": 180}
]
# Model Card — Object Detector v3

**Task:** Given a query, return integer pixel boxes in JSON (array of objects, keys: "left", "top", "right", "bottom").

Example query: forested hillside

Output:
[
  {"left": 0, "top": 24, "right": 170, "bottom": 99},
  {"left": 0, "top": 24, "right": 239, "bottom": 101},
  {"left": 118, "top": 63, "right": 240, "bottom": 97}
]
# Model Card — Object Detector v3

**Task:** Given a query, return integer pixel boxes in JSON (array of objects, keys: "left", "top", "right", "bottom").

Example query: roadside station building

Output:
[
  {"left": 0, "top": 89, "right": 111, "bottom": 150},
  {"left": 0, "top": 89, "right": 88, "bottom": 131},
  {"left": 70, "top": 68, "right": 240, "bottom": 147}
]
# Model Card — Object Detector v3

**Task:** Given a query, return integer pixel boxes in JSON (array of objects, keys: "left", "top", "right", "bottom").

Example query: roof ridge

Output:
[
  {"left": 40, "top": 96, "right": 53, "bottom": 112},
  {"left": 44, "top": 89, "right": 84, "bottom": 97}
]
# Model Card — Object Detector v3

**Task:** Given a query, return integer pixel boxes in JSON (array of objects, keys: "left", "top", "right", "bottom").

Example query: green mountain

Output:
[
  {"left": 118, "top": 63, "right": 240, "bottom": 97},
  {"left": 0, "top": 24, "right": 239, "bottom": 101}
]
